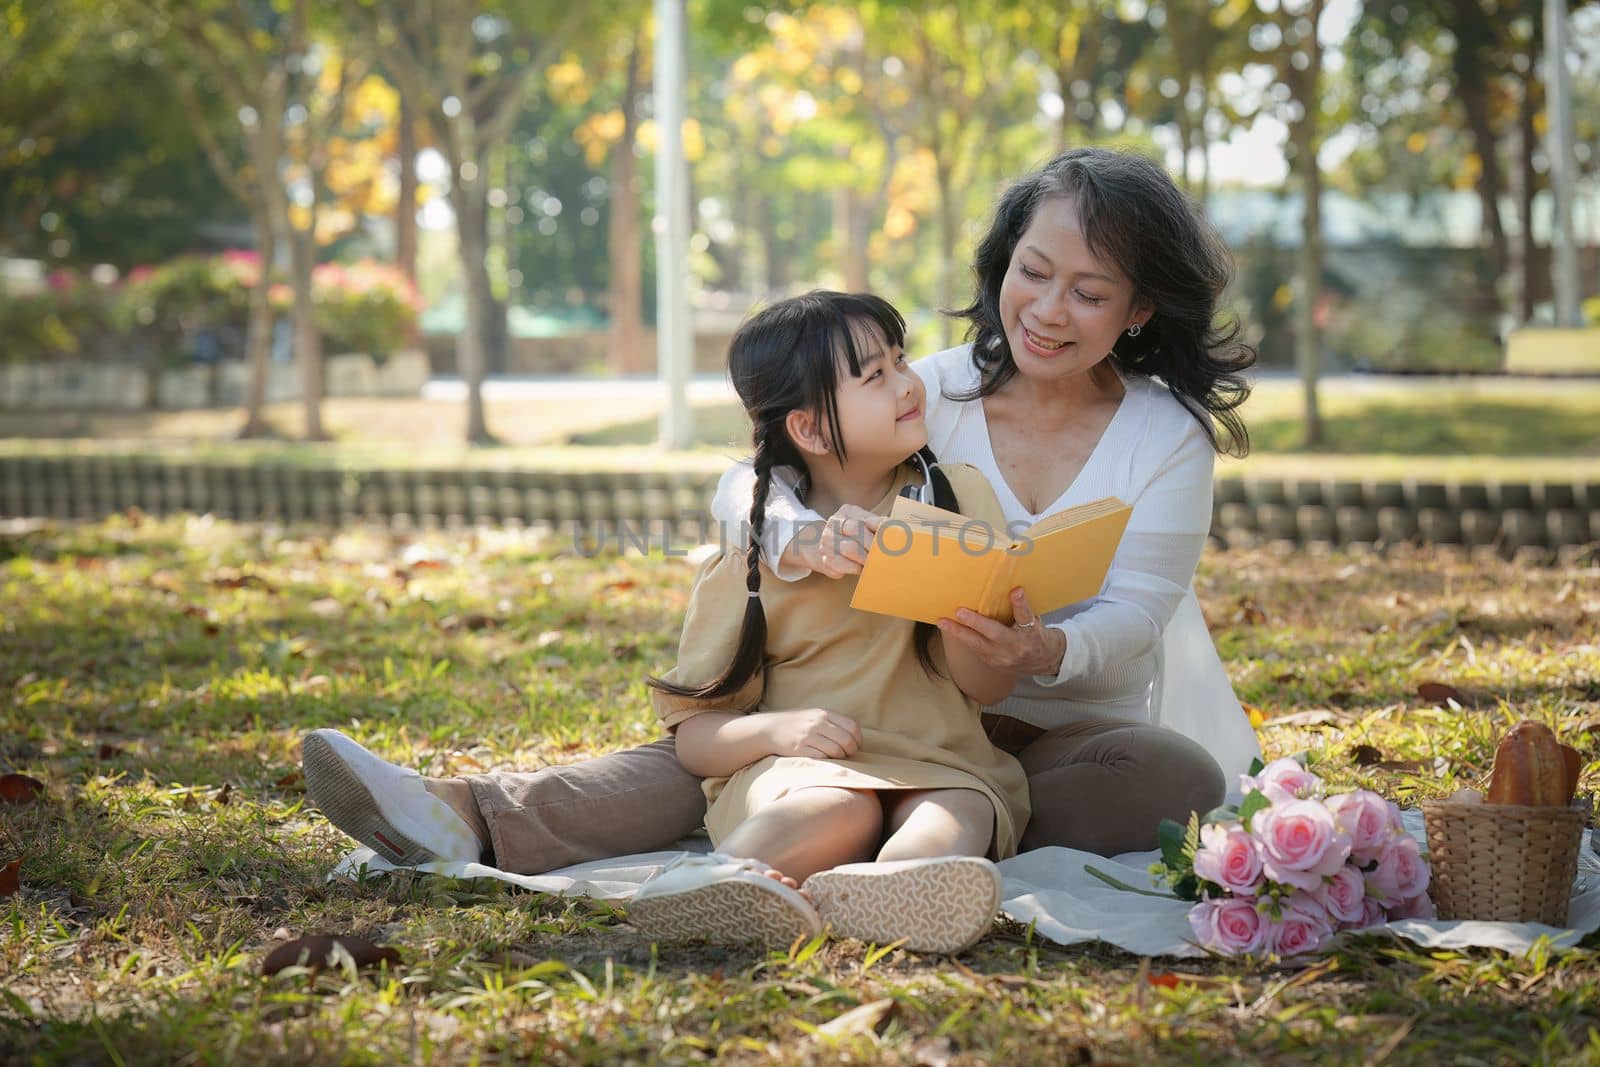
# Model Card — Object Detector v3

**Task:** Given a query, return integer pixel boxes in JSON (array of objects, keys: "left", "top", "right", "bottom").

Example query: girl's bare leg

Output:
[
  {"left": 875, "top": 788, "right": 994, "bottom": 862},
  {"left": 716, "top": 787, "right": 882, "bottom": 884}
]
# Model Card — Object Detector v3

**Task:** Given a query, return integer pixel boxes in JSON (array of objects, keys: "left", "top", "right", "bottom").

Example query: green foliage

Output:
[{"left": 0, "top": 278, "right": 117, "bottom": 362}]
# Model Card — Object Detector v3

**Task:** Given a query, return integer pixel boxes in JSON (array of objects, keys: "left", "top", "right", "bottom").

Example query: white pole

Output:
[
  {"left": 1545, "top": 0, "right": 1582, "bottom": 327},
  {"left": 654, "top": 0, "right": 693, "bottom": 448}
]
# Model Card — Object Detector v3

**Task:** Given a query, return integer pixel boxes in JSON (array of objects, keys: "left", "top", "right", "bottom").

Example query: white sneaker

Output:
[
  {"left": 803, "top": 855, "right": 1002, "bottom": 955},
  {"left": 629, "top": 853, "right": 822, "bottom": 946},
  {"left": 301, "top": 728, "right": 481, "bottom": 867}
]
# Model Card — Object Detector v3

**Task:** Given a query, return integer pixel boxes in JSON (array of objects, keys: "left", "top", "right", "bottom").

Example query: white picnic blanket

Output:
[{"left": 332, "top": 808, "right": 1600, "bottom": 958}]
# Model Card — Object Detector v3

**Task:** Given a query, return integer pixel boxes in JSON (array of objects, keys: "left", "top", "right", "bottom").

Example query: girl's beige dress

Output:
[{"left": 652, "top": 462, "right": 1031, "bottom": 858}]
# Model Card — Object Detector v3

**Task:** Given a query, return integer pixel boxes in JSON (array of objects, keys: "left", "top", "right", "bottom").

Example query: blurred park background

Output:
[{"left": 1, "top": 0, "right": 1599, "bottom": 474}]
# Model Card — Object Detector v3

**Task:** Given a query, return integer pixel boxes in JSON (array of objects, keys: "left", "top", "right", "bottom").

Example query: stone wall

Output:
[{"left": 3, "top": 455, "right": 1597, "bottom": 553}]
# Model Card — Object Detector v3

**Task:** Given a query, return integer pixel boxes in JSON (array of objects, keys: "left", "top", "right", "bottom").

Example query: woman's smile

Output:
[{"left": 1021, "top": 326, "right": 1071, "bottom": 354}]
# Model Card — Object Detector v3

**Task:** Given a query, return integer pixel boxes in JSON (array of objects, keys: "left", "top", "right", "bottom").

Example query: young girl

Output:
[{"left": 628, "top": 291, "right": 1030, "bottom": 955}]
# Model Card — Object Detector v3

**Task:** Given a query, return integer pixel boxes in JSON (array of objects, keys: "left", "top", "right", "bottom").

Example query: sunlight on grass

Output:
[{"left": 2, "top": 516, "right": 1598, "bottom": 1063}]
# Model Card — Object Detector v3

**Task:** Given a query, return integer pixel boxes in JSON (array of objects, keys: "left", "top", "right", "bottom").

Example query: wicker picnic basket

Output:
[{"left": 1421, "top": 800, "right": 1586, "bottom": 925}]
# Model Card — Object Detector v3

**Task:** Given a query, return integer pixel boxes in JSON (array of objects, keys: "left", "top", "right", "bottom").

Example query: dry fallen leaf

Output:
[
  {"left": 0, "top": 773, "right": 45, "bottom": 805},
  {"left": 815, "top": 997, "right": 896, "bottom": 1038},
  {"left": 1351, "top": 744, "right": 1384, "bottom": 767},
  {"left": 911, "top": 1035, "right": 959, "bottom": 1067},
  {"left": 0, "top": 858, "right": 20, "bottom": 897},
  {"left": 261, "top": 934, "right": 401, "bottom": 977},
  {"left": 308, "top": 597, "right": 345, "bottom": 619},
  {"left": 1417, "top": 681, "right": 1469, "bottom": 706}
]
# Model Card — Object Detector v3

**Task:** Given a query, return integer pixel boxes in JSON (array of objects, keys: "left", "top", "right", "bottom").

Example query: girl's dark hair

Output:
[
  {"left": 649, "top": 290, "right": 957, "bottom": 703},
  {"left": 951, "top": 146, "right": 1254, "bottom": 457}
]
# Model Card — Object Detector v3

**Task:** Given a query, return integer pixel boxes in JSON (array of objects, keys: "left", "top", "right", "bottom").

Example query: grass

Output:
[{"left": 3, "top": 515, "right": 1600, "bottom": 1064}]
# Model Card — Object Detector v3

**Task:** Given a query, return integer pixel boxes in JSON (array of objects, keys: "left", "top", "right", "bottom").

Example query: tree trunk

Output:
[
  {"left": 608, "top": 39, "right": 647, "bottom": 375},
  {"left": 397, "top": 84, "right": 419, "bottom": 284},
  {"left": 1290, "top": 3, "right": 1324, "bottom": 448},
  {"left": 1450, "top": 0, "right": 1508, "bottom": 284},
  {"left": 1514, "top": 65, "right": 1540, "bottom": 324},
  {"left": 452, "top": 169, "right": 495, "bottom": 444},
  {"left": 934, "top": 160, "right": 957, "bottom": 349},
  {"left": 238, "top": 208, "right": 277, "bottom": 438},
  {"left": 288, "top": 225, "right": 325, "bottom": 441}
]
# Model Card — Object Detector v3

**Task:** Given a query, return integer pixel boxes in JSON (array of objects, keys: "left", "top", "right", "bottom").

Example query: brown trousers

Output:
[{"left": 466, "top": 716, "right": 1225, "bottom": 875}]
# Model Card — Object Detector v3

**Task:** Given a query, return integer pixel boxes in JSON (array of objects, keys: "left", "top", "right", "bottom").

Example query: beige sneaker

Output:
[
  {"left": 629, "top": 853, "right": 822, "bottom": 947},
  {"left": 803, "top": 855, "right": 1002, "bottom": 955}
]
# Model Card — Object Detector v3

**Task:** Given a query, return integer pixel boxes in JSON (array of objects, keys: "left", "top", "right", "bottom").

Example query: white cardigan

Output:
[{"left": 709, "top": 344, "right": 1261, "bottom": 782}]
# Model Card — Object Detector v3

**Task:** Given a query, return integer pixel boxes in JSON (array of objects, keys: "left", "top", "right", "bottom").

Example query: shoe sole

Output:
[
  {"left": 805, "top": 857, "right": 1002, "bottom": 955},
  {"left": 629, "top": 878, "right": 820, "bottom": 947},
  {"left": 301, "top": 731, "right": 438, "bottom": 867}
]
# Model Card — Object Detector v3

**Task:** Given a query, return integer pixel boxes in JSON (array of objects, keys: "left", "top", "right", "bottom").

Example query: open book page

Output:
[
  {"left": 850, "top": 493, "right": 1132, "bottom": 625},
  {"left": 849, "top": 496, "right": 1011, "bottom": 624},
  {"left": 1003, "top": 504, "right": 1133, "bottom": 623}
]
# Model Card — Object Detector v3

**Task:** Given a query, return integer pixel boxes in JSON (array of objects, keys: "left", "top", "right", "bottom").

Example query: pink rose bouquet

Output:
[{"left": 1089, "top": 756, "right": 1434, "bottom": 958}]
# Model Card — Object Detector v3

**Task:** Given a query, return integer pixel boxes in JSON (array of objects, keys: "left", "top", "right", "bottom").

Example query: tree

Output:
[
  {"left": 0, "top": 0, "right": 242, "bottom": 270},
  {"left": 358, "top": 0, "right": 586, "bottom": 444}
]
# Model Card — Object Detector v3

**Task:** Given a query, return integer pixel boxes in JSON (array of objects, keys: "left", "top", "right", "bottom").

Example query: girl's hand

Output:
[
  {"left": 762, "top": 708, "right": 863, "bottom": 759},
  {"left": 938, "top": 588, "right": 1068, "bottom": 680},
  {"left": 781, "top": 505, "right": 882, "bottom": 579}
]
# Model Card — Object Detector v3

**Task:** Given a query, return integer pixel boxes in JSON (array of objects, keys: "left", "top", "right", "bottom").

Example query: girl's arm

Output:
[
  {"left": 674, "top": 709, "right": 863, "bottom": 777},
  {"left": 939, "top": 635, "right": 1019, "bottom": 707}
]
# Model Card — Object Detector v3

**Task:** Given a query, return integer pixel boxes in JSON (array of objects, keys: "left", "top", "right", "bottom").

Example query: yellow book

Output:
[{"left": 850, "top": 494, "right": 1132, "bottom": 625}]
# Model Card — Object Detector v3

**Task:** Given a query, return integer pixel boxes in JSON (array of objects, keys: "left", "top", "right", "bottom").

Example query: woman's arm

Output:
[
  {"left": 674, "top": 709, "right": 863, "bottom": 777},
  {"left": 940, "top": 415, "right": 1214, "bottom": 690}
]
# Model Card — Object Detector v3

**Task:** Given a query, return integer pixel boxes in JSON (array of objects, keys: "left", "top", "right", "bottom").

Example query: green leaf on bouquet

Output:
[
  {"left": 1157, "top": 817, "right": 1190, "bottom": 871},
  {"left": 1237, "top": 790, "right": 1271, "bottom": 832},
  {"left": 1201, "top": 806, "right": 1239, "bottom": 824},
  {"left": 1247, "top": 756, "right": 1266, "bottom": 777}
]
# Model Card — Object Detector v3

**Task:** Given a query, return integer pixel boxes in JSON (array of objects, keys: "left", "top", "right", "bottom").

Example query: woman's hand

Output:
[
  {"left": 759, "top": 708, "right": 864, "bottom": 759},
  {"left": 779, "top": 505, "right": 882, "bottom": 579},
  {"left": 938, "top": 588, "right": 1068, "bottom": 680}
]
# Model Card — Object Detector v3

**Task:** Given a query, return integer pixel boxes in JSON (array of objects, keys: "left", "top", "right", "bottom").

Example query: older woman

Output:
[{"left": 302, "top": 147, "right": 1260, "bottom": 873}]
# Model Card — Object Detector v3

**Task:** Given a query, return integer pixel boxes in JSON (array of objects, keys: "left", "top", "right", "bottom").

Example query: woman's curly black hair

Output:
[{"left": 950, "top": 146, "right": 1254, "bottom": 457}]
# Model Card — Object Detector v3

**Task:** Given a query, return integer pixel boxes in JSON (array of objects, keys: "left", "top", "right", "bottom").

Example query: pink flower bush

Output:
[{"left": 1127, "top": 756, "right": 1435, "bottom": 959}]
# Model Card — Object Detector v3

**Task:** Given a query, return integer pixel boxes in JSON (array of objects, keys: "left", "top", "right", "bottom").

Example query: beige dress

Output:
[{"left": 652, "top": 462, "right": 1031, "bottom": 858}]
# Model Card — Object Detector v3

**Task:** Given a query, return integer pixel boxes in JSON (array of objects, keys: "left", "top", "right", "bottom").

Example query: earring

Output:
[{"left": 1126, "top": 323, "right": 1143, "bottom": 338}]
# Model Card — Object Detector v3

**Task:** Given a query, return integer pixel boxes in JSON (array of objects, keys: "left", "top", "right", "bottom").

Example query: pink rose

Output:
[
  {"left": 1254, "top": 799, "right": 1353, "bottom": 892},
  {"left": 1365, "top": 835, "right": 1430, "bottom": 903},
  {"left": 1241, "top": 758, "right": 1324, "bottom": 804},
  {"left": 1326, "top": 790, "right": 1394, "bottom": 864},
  {"left": 1189, "top": 897, "right": 1270, "bottom": 956},
  {"left": 1388, "top": 892, "right": 1437, "bottom": 920},
  {"left": 1193, "top": 823, "right": 1265, "bottom": 896},
  {"left": 1345, "top": 896, "right": 1387, "bottom": 931},
  {"left": 1312, "top": 864, "right": 1367, "bottom": 925},
  {"left": 1268, "top": 894, "right": 1334, "bottom": 957}
]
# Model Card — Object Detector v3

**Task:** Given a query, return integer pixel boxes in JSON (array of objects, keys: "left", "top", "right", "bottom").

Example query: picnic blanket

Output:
[{"left": 332, "top": 808, "right": 1600, "bottom": 957}]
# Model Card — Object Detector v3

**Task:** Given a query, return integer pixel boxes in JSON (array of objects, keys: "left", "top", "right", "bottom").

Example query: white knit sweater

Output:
[{"left": 710, "top": 344, "right": 1262, "bottom": 780}]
